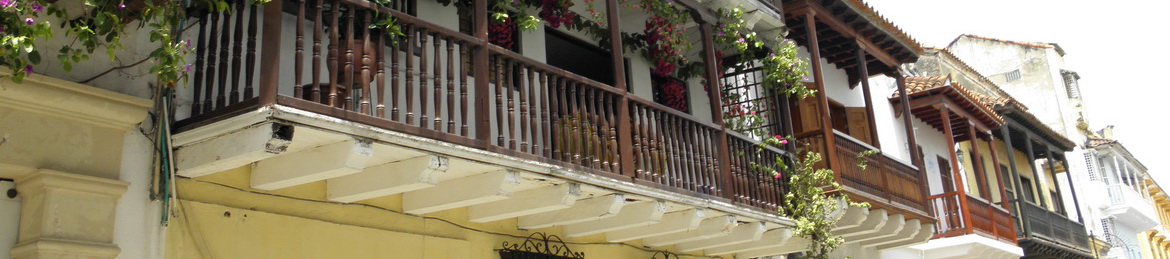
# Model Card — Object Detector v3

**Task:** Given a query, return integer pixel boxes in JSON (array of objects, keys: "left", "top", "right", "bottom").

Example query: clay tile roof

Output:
[
  {"left": 949, "top": 34, "right": 1054, "bottom": 49},
  {"left": 896, "top": 75, "right": 1005, "bottom": 124},
  {"left": 1088, "top": 138, "right": 1119, "bottom": 148},
  {"left": 845, "top": 0, "right": 925, "bottom": 54}
]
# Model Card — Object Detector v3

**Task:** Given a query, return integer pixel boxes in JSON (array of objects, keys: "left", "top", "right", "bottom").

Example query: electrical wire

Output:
[{"left": 177, "top": 176, "right": 720, "bottom": 259}]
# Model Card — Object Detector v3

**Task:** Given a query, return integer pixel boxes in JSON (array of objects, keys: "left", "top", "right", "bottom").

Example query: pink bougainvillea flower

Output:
[
  {"left": 23, "top": 65, "right": 33, "bottom": 75},
  {"left": 774, "top": 135, "right": 783, "bottom": 139},
  {"left": 25, "top": 17, "right": 33, "bottom": 25},
  {"left": 31, "top": 3, "right": 43, "bottom": 12},
  {"left": 0, "top": 25, "right": 5, "bottom": 34},
  {"left": 0, "top": 0, "right": 11, "bottom": 9},
  {"left": 118, "top": 2, "right": 126, "bottom": 9},
  {"left": 772, "top": 170, "right": 781, "bottom": 179}
]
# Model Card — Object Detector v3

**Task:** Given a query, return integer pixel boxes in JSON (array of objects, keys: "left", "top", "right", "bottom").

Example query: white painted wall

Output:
[{"left": 112, "top": 131, "right": 168, "bottom": 259}]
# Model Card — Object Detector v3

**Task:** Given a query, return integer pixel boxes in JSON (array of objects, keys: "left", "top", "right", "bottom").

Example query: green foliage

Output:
[
  {"left": 855, "top": 149, "right": 879, "bottom": 171},
  {"left": 756, "top": 136, "right": 868, "bottom": 259},
  {"left": 715, "top": 8, "right": 813, "bottom": 136}
]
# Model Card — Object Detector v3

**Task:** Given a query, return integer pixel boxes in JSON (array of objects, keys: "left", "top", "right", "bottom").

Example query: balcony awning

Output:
[{"left": 890, "top": 75, "right": 1004, "bottom": 142}]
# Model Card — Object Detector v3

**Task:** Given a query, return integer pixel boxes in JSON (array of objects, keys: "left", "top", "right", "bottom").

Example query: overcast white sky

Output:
[{"left": 863, "top": 0, "right": 1170, "bottom": 184}]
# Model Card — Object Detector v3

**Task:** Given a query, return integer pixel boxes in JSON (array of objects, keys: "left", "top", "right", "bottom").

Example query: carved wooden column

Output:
[
  {"left": 804, "top": 11, "right": 839, "bottom": 171},
  {"left": 940, "top": 106, "right": 973, "bottom": 234}
]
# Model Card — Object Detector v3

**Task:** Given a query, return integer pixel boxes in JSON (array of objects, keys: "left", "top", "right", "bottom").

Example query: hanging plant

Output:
[
  {"left": 538, "top": 0, "right": 574, "bottom": 28},
  {"left": 715, "top": 7, "right": 811, "bottom": 98},
  {"left": 488, "top": 16, "right": 517, "bottom": 49}
]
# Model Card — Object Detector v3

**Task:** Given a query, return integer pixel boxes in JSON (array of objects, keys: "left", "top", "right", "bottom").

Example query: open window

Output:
[{"left": 544, "top": 28, "right": 625, "bottom": 86}]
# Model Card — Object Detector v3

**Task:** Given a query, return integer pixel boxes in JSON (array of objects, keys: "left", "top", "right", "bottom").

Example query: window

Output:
[
  {"left": 544, "top": 28, "right": 621, "bottom": 86},
  {"left": 1085, "top": 153, "right": 1099, "bottom": 181},
  {"left": 1000, "top": 165, "right": 1012, "bottom": 207},
  {"left": 1004, "top": 69, "right": 1021, "bottom": 82},
  {"left": 939, "top": 156, "right": 954, "bottom": 193},
  {"left": 1100, "top": 219, "right": 1114, "bottom": 243},
  {"left": 1020, "top": 177, "right": 1036, "bottom": 204}
]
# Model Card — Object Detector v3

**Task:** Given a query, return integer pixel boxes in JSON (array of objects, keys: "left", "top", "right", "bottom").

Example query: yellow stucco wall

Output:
[
  {"left": 166, "top": 166, "right": 715, "bottom": 259},
  {"left": 957, "top": 139, "right": 1055, "bottom": 210}
]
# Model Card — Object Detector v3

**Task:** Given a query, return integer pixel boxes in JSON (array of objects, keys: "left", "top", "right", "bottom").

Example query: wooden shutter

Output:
[{"left": 845, "top": 107, "right": 871, "bottom": 144}]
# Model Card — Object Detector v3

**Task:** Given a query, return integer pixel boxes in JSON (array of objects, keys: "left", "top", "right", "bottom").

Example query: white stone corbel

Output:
[
  {"left": 517, "top": 194, "right": 625, "bottom": 229},
  {"left": 605, "top": 208, "right": 705, "bottom": 242},
  {"left": 176, "top": 123, "right": 294, "bottom": 178},
  {"left": 562, "top": 200, "right": 667, "bottom": 238},
  {"left": 326, "top": 155, "right": 449, "bottom": 202},
  {"left": 402, "top": 170, "right": 521, "bottom": 215},
  {"left": 641, "top": 215, "right": 737, "bottom": 247},
  {"left": 467, "top": 183, "right": 581, "bottom": 223},
  {"left": 705, "top": 228, "right": 793, "bottom": 255},
  {"left": 674, "top": 222, "right": 767, "bottom": 252},
  {"left": 251, "top": 138, "right": 373, "bottom": 190}
]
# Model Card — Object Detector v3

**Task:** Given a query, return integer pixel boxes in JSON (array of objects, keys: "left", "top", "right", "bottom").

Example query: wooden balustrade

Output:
[
  {"left": 927, "top": 192, "right": 1016, "bottom": 242},
  {"left": 1020, "top": 201, "right": 1089, "bottom": 248},
  {"left": 178, "top": 0, "right": 796, "bottom": 214},
  {"left": 726, "top": 133, "right": 789, "bottom": 213},
  {"left": 793, "top": 130, "right": 926, "bottom": 213}
]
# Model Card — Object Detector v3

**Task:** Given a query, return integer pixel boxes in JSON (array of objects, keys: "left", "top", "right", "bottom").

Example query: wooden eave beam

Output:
[{"left": 783, "top": 1, "right": 901, "bottom": 67}]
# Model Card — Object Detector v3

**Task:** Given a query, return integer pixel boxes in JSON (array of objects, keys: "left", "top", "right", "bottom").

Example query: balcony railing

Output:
[
  {"left": 795, "top": 130, "right": 926, "bottom": 212},
  {"left": 1019, "top": 201, "right": 1089, "bottom": 249},
  {"left": 178, "top": 0, "right": 792, "bottom": 214},
  {"left": 928, "top": 192, "right": 1015, "bottom": 243}
]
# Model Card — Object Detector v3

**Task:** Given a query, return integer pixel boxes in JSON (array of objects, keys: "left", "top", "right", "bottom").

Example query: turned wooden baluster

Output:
[
  {"left": 607, "top": 94, "right": 619, "bottom": 174},
  {"left": 326, "top": 1, "right": 339, "bottom": 106},
  {"left": 245, "top": 2, "right": 258, "bottom": 99},
  {"left": 493, "top": 55, "right": 505, "bottom": 146},
  {"left": 228, "top": 0, "right": 244, "bottom": 104},
  {"left": 632, "top": 105, "right": 645, "bottom": 177},
  {"left": 554, "top": 76, "right": 568, "bottom": 161},
  {"left": 432, "top": 32, "right": 442, "bottom": 129},
  {"left": 460, "top": 43, "right": 470, "bottom": 135},
  {"left": 375, "top": 30, "right": 386, "bottom": 117},
  {"left": 446, "top": 38, "right": 456, "bottom": 133},
  {"left": 359, "top": 10, "right": 372, "bottom": 114},
  {"left": 404, "top": 26, "right": 415, "bottom": 123},
  {"left": 202, "top": 10, "right": 219, "bottom": 113},
  {"left": 342, "top": 8, "right": 355, "bottom": 109},
  {"left": 648, "top": 109, "right": 662, "bottom": 182},
  {"left": 518, "top": 67, "right": 531, "bottom": 152},
  {"left": 539, "top": 72, "right": 551, "bottom": 156},
  {"left": 292, "top": 0, "right": 306, "bottom": 98},
  {"left": 583, "top": 88, "right": 598, "bottom": 169},
  {"left": 418, "top": 28, "right": 429, "bottom": 125},
  {"left": 214, "top": 6, "right": 230, "bottom": 108},
  {"left": 311, "top": 0, "right": 323, "bottom": 102},
  {"left": 391, "top": 27, "right": 403, "bottom": 120},
  {"left": 594, "top": 91, "right": 609, "bottom": 172},
  {"left": 191, "top": 11, "right": 208, "bottom": 116},
  {"left": 523, "top": 68, "right": 536, "bottom": 153},
  {"left": 505, "top": 60, "right": 517, "bottom": 150}
]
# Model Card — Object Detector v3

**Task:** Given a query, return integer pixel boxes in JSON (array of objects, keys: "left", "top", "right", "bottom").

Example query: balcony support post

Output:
[
  {"left": 986, "top": 131, "right": 1016, "bottom": 239},
  {"left": 804, "top": 10, "right": 840, "bottom": 172},
  {"left": 473, "top": 0, "right": 491, "bottom": 143},
  {"left": 1045, "top": 149, "right": 1064, "bottom": 213},
  {"left": 855, "top": 42, "right": 879, "bottom": 149},
  {"left": 700, "top": 22, "right": 732, "bottom": 197},
  {"left": 605, "top": 0, "right": 634, "bottom": 178},
  {"left": 1059, "top": 155, "right": 1085, "bottom": 223},
  {"left": 967, "top": 120, "right": 991, "bottom": 200},
  {"left": 257, "top": 0, "right": 284, "bottom": 106},
  {"left": 895, "top": 73, "right": 926, "bottom": 209},
  {"left": 940, "top": 107, "right": 973, "bottom": 234},
  {"left": 1001, "top": 125, "right": 1030, "bottom": 238},
  {"left": 1023, "top": 132, "right": 1044, "bottom": 207}
]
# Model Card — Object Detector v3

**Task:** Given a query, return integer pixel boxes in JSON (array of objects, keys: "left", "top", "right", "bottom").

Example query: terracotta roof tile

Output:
[
  {"left": 896, "top": 75, "right": 1005, "bottom": 124},
  {"left": 845, "top": 0, "right": 925, "bottom": 54},
  {"left": 1088, "top": 138, "right": 1118, "bottom": 148}
]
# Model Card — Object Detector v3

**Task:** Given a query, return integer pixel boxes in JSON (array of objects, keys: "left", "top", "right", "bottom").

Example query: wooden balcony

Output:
[
  {"left": 1017, "top": 201, "right": 1090, "bottom": 252},
  {"left": 176, "top": 0, "right": 790, "bottom": 215},
  {"left": 928, "top": 192, "right": 1016, "bottom": 244},
  {"left": 796, "top": 130, "right": 929, "bottom": 220}
]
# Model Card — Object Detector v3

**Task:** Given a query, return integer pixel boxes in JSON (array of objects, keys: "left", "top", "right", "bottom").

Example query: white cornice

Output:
[{"left": 0, "top": 70, "right": 152, "bottom": 131}]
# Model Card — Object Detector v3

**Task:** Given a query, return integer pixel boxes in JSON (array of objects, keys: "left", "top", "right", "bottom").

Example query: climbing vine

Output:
[
  {"left": 0, "top": 0, "right": 269, "bottom": 86},
  {"left": 755, "top": 136, "right": 868, "bottom": 259}
]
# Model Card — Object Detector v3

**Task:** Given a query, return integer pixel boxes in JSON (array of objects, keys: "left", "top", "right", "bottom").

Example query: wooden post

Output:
[
  {"left": 1023, "top": 133, "right": 1042, "bottom": 207},
  {"left": 1059, "top": 155, "right": 1085, "bottom": 223},
  {"left": 940, "top": 107, "right": 972, "bottom": 234},
  {"left": 804, "top": 11, "right": 839, "bottom": 172},
  {"left": 1001, "top": 125, "right": 1030, "bottom": 238},
  {"left": 968, "top": 120, "right": 991, "bottom": 200},
  {"left": 855, "top": 42, "right": 879, "bottom": 149},
  {"left": 607, "top": 0, "right": 634, "bottom": 178},
  {"left": 1045, "top": 149, "right": 1063, "bottom": 213},
  {"left": 895, "top": 73, "right": 926, "bottom": 209},
  {"left": 257, "top": 0, "right": 284, "bottom": 106},
  {"left": 700, "top": 23, "right": 732, "bottom": 198},
  {"left": 986, "top": 130, "right": 1013, "bottom": 239},
  {"left": 473, "top": 0, "right": 491, "bottom": 145}
]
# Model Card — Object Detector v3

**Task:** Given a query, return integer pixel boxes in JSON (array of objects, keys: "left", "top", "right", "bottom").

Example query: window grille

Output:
[
  {"left": 497, "top": 233, "right": 584, "bottom": 259},
  {"left": 1085, "top": 152, "right": 1098, "bottom": 181},
  {"left": 1005, "top": 70, "right": 1021, "bottom": 82}
]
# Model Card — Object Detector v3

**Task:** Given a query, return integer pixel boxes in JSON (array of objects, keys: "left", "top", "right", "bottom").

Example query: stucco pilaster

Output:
[{"left": 9, "top": 169, "right": 128, "bottom": 259}]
